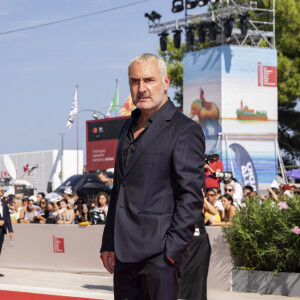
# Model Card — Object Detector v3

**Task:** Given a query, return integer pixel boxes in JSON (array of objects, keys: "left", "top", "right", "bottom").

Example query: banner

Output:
[{"left": 229, "top": 143, "right": 258, "bottom": 191}]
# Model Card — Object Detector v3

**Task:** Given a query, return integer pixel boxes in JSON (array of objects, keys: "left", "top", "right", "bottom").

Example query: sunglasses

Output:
[
  {"left": 41, "top": 202, "right": 46, "bottom": 204},
  {"left": 28, "top": 202, "right": 34, "bottom": 205},
  {"left": 207, "top": 193, "right": 215, "bottom": 196},
  {"left": 225, "top": 188, "right": 233, "bottom": 192}
]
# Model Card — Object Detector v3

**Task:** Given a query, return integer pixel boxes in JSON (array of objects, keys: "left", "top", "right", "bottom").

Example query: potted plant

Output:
[{"left": 223, "top": 195, "right": 300, "bottom": 296}]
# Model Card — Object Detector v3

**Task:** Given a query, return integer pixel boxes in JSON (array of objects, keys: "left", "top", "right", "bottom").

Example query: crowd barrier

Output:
[{"left": 0, "top": 224, "right": 232, "bottom": 290}]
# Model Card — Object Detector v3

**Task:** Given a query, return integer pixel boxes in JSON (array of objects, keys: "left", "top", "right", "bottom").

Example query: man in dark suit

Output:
[
  {"left": 100, "top": 53, "right": 205, "bottom": 300},
  {"left": 0, "top": 187, "right": 14, "bottom": 277}
]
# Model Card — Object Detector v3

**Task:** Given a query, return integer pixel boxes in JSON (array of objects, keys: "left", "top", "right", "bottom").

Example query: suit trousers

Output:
[
  {"left": 0, "top": 232, "right": 4, "bottom": 254},
  {"left": 114, "top": 252, "right": 182, "bottom": 300},
  {"left": 178, "top": 233, "right": 211, "bottom": 300}
]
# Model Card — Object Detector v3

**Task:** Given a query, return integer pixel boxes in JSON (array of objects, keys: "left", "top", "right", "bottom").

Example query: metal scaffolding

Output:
[{"left": 147, "top": 0, "right": 275, "bottom": 49}]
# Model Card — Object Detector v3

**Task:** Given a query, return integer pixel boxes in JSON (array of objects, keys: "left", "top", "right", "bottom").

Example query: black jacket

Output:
[{"left": 101, "top": 100, "right": 205, "bottom": 263}]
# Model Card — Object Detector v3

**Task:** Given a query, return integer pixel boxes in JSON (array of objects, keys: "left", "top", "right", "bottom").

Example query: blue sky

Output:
[
  {"left": 0, "top": 0, "right": 209, "bottom": 160},
  {"left": 1, "top": 1, "right": 296, "bottom": 163}
]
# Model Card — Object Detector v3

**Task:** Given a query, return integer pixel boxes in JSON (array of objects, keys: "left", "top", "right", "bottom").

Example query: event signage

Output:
[
  {"left": 53, "top": 235, "right": 65, "bottom": 253},
  {"left": 86, "top": 117, "right": 129, "bottom": 171},
  {"left": 183, "top": 45, "right": 278, "bottom": 184}
]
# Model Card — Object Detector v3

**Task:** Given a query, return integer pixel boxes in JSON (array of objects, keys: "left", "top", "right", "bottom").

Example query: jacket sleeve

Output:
[
  {"left": 4, "top": 202, "right": 13, "bottom": 233},
  {"left": 165, "top": 121, "right": 205, "bottom": 263},
  {"left": 100, "top": 170, "right": 118, "bottom": 252}
]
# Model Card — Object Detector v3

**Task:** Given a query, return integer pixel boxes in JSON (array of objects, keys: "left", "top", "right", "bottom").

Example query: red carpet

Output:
[{"left": 0, "top": 290, "right": 102, "bottom": 300}]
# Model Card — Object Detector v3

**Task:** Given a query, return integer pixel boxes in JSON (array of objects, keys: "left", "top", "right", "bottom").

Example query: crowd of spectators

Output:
[
  {"left": 2, "top": 167, "right": 299, "bottom": 227},
  {"left": 203, "top": 153, "right": 300, "bottom": 226},
  {"left": 5, "top": 188, "right": 111, "bottom": 225},
  {"left": 1, "top": 171, "right": 113, "bottom": 225},
  {"left": 204, "top": 176, "right": 300, "bottom": 226}
]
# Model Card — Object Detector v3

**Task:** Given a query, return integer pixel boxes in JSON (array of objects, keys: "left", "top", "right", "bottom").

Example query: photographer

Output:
[{"left": 204, "top": 152, "right": 223, "bottom": 191}]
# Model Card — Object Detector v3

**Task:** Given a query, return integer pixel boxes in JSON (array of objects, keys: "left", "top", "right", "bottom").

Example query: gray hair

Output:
[{"left": 128, "top": 53, "right": 167, "bottom": 82}]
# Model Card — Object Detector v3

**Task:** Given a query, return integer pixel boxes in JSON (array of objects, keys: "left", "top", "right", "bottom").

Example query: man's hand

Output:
[
  {"left": 9, "top": 232, "right": 14, "bottom": 239},
  {"left": 100, "top": 251, "right": 115, "bottom": 274},
  {"left": 0, "top": 220, "right": 5, "bottom": 226}
]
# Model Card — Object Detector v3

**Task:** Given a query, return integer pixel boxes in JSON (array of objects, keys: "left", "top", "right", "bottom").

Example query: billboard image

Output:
[{"left": 183, "top": 46, "right": 278, "bottom": 185}]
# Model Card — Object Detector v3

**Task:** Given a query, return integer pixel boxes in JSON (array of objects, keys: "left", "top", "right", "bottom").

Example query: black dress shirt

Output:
[{"left": 122, "top": 99, "right": 171, "bottom": 169}]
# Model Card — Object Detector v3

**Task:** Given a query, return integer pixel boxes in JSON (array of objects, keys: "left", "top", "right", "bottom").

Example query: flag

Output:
[
  {"left": 66, "top": 86, "right": 78, "bottom": 129},
  {"left": 120, "top": 94, "right": 135, "bottom": 116},
  {"left": 229, "top": 143, "right": 259, "bottom": 191},
  {"left": 106, "top": 80, "right": 119, "bottom": 118}
]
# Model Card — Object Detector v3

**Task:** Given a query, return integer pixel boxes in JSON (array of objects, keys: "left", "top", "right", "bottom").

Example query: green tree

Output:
[{"left": 158, "top": 0, "right": 300, "bottom": 164}]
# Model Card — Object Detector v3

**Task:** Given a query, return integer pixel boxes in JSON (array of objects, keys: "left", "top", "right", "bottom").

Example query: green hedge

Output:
[{"left": 223, "top": 195, "right": 300, "bottom": 274}]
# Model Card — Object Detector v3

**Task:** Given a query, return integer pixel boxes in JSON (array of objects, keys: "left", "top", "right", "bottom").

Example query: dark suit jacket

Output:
[
  {"left": 101, "top": 100, "right": 205, "bottom": 263},
  {"left": 0, "top": 198, "right": 13, "bottom": 234}
]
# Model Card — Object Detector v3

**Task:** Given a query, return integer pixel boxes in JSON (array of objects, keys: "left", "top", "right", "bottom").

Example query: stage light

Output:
[
  {"left": 186, "top": 27, "right": 195, "bottom": 46},
  {"left": 159, "top": 31, "right": 169, "bottom": 51},
  {"left": 173, "top": 29, "right": 182, "bottom": 48},
  {"left": 186, "top": 0, "right": 198, "bottom": 9},
  {"left": 197, "top": 23, "right": 207, "bottom": 43},
  {"left": 144, "top": 11, "right": 161, "bottom": 22},
  {"left": 92, "top": 112, "right": 99, "bottom": 120},
  {"left": 224, "top": 16, "right": 234, "bottom": 38},
  {"left": 172, "top": 0, "right": 184, "bottom": 13},
  {"left": 208, "top": 21, "right": 217, "bottom": 41},
  {"left": 198, "top": 0, "right": 209, "bottom": 7},
  {"left": 240, "top": 14, "right": 250, "bottom": 35}
]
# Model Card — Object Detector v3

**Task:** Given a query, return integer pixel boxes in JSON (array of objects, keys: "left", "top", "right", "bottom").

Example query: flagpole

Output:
[
  {"left": 76, "top": 84, "right": 79, "bottom": 174},
  {"left": 115, "top": 79, "right": 118, "bottom": 117}
]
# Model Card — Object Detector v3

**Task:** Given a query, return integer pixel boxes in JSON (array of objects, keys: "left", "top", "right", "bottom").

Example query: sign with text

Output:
[
  {"left": 86, "top": 117, "right": 129, "bottom": 171},
  {"left": 53, "top": 235, "right": 65, "bottom": 253}
]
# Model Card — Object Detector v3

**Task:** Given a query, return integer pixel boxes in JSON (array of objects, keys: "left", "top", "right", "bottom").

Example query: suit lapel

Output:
[
  {"left": 123, "top": 100, "right": 177, "bottom": 179},
  {"left": 117, "top": 118, "right": 133, "bottom": 176}
]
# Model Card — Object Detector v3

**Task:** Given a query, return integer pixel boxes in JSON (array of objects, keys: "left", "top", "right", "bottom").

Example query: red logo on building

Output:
[{"left": 53, "top": 235, "right": 65, "bottom": 253}]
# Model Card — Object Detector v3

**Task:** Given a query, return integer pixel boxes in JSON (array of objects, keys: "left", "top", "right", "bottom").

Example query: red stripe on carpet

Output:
[{"left": 0, "top": 290, "right": 102, "bottom": 300}]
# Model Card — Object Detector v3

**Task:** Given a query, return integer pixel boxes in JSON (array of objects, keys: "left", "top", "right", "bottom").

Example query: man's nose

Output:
[{"left": 138, "top": 80, "right": 146, "bottom": 93}]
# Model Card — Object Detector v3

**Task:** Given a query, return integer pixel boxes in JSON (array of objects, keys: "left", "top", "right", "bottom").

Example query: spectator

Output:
[
  {"left": 35, "top": 199, "right": 49, "bottom": 224},
  {"left": 97, "top": 171, "right": 113, "bottom": 189},
  {"left": 224, "top": 184, "right": 240, "bottom": 208},
  {"left": 228, "top": 178, "right": 243, "bottom": 206},
  {"left": 204, "top": 196, "right": 221, "bottom": 225},
  {"left": 204, "top": 152, "right": 223, "bottom": 191},
  {"left": 207, "top": 189, "right": 224, "bottom": 212},
  {"left": 10, "top": 199, "right": 25, "bottom": 223},
  {"left": 57, "top": 199, "right": 75, "bottom": 224},
  {"left": 95, "top": 192, "right": 110, "bottom": 217},
  {"left": 211, "top": 194, "right": 237, "bottom": 226},
  {"left": 21, "top": 199, "right": 36, "bottom": 223},
  {"left": 243, "top": 185, "right": 254, "bottom": 198},
  {"left": 88, "top": 195, "right": 106, "bottom": 225},
  {"left": 36, "top": 192, "right": 45, "bottom": 207},
  {"left": 63, "top": 188, "right": 77, "bottom": 208},
  {"left": 46, "top": 201, "right": 59, "bottom": 224},
  {"left": 74, "top": 198, "right": 88, "bottom": 224},
  {"left": 87, "top": 197, "right": 96, "bottom": 212}
]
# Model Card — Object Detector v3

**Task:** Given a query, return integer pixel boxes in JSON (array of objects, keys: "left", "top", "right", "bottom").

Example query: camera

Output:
[
  {"left": 205, "top": 155, "right": 214, "bottom": 164},
  {"left": 213, "top": 172, "right": 232, "bottom": 181}
]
